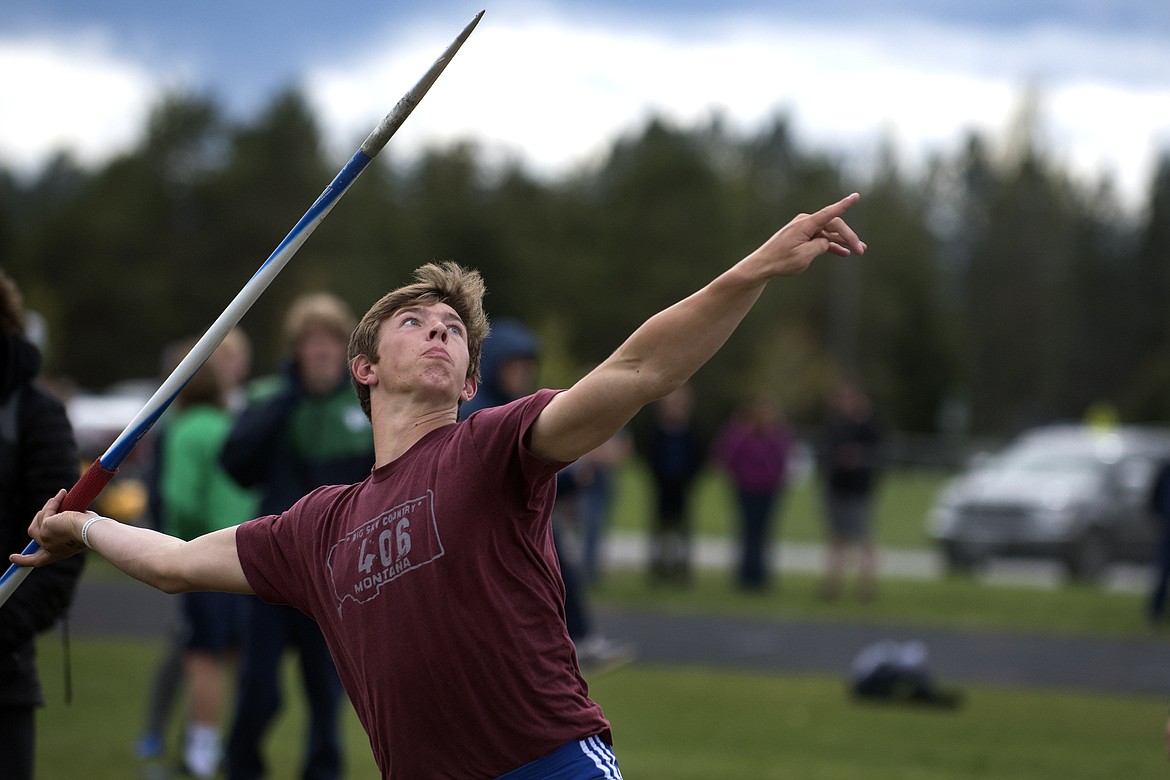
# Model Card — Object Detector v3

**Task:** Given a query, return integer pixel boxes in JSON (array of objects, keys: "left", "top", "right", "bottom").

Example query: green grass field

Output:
[
  {"left": 34, "top": 636, "right": 1169, "bottom": 779},
  {"left": 34, "top": 465, "right": 1170, "bottom": 778},
  {"left": 591, "top": 567, "right": 1155, "bottom": 637},
  {"left": 590, "top": 666, "right": 1168, "bottom": 779},
  {"left": 38, "top": 567, "right": 1170, "bottom": 778}
]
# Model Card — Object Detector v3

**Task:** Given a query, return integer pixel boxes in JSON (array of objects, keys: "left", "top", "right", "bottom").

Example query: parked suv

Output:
[{"left": 928, "top": 425, "right": 1170, "bottom": 581}]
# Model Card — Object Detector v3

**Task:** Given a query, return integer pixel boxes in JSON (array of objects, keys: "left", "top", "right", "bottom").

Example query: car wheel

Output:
[{"left": 1065, "top": 530, "right": 1109, "bottom": 583}]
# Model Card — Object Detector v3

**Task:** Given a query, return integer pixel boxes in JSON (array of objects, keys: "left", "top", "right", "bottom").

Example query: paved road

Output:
[
  {"left": 69, "top": 534, "right": 1170, "bottom": 698},
  {"left": 594, "top": 607, "right": 1170, "bottom": 697}
]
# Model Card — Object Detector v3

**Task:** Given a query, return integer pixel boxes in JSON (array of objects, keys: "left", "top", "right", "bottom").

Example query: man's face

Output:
[
  {"left": 372, "top": 302, "right": 474, "bottom": 404},
  {"left": 296, "top": 328, "right": 348, "bottom": 396}
]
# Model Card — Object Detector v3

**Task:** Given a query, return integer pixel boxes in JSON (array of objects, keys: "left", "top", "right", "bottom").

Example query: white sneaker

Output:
[{"left": 183, "top": 724, "right": 221, "bottom": 778}]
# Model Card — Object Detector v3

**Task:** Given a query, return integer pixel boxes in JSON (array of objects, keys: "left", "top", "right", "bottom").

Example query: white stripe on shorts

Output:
[{"left": 580, "top": 736, "right": 623, "bottom": 779}]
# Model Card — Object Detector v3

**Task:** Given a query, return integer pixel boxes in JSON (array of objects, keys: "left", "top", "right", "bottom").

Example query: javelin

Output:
[{"left": 0, "top": 10, "right": 485, "bottom": 606}]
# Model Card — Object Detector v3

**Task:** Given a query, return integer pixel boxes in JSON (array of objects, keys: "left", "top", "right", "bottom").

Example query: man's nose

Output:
[{"left": 427, "top": 322, "right": 448, "bottom": 342}]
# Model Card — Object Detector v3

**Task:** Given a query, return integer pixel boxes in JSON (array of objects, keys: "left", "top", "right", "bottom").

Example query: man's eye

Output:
[{"left": 448, "top": 325, "right": 464, "bottom": 337}]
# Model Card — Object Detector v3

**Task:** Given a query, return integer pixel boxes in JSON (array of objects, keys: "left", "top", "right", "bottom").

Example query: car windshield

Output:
[{"left": 986, "top": 447, "right": 1104, "bottom": 481}]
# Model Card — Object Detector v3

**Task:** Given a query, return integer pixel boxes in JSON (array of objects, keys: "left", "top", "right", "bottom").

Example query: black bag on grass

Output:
[{"left": 849, "top": 640, "right": 961, "bottom": 708}]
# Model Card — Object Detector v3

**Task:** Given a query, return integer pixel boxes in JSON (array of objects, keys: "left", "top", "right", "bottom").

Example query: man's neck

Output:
[{"left": 371, "top": 401, "right": 459, "bottom": 467}]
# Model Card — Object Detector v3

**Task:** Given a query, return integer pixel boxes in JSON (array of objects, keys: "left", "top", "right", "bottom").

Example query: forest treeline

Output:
[{"left": 1, "top": 88, "right": 1168, "bottom": 438}]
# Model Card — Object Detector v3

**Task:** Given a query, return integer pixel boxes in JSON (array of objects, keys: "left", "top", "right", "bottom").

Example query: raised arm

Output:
[
  {"left": 12, "top": 489, "right": 252, "bottom": 595},
  {"left": 530, "top": 193, "right": 865, "bottom": 463}
]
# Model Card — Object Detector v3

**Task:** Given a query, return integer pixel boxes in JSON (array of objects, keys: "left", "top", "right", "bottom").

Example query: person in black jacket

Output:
[
  {"left": 819, "top": 380, "right": 884, "bottom": 601},
  {"left": 643, "top": 384, "right": 705, "bottom": 586},
  {"left": 1146, "top": 459, "right": 1170, "bottom": 627},
  {"left": 0, "top": 270, "right": 83, "bottom": 780}
]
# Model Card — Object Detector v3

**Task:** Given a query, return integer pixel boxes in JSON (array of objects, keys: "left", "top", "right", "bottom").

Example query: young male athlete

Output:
[{"left": 16, "top": 193, "right": 866, "bottom": 779}]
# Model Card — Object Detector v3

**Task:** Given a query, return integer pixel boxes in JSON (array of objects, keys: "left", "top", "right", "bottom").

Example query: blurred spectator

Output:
[
  {"left": 135, "top": 339, "right": 187, "bottom": 761},
  {"left": 460, "top": 318, "right": 633, "bottom": 673},
  {"left": 159, "top": 337, "right": 259, "bottom": 777},
  {"left": 0, "top": 270, "right": 85, "bottom": 780},
  {"left": 1146, "top": 458, "right": 1170, "bottom": 627},
  {"left": 215, "top": 328, "right": 253, "bottom": 415},
  {"left": 137, "top": 329, "right": 252, "bottom": 763},
  {"left": 643, "top": 385, "right": 704, "bottom": 586},
  {"left": 818, "top": 381, "right": 884, "bottom": 601},
  {"left": 220, "top": 293, "right": 372, "bottom": 780},
  {"left": 713, "top": 397, "right": 793, "bottom": 591},
  {"left": 576, "top": 428, "right": 633, "bottom": 587}
]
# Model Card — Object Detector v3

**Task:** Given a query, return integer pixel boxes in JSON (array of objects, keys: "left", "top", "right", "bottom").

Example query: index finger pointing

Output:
[
  {"left": 811, "top": 194, "right": 864, "bottom": 254},
  {"left": 813, "top": 192, "right": 860, "bottom": 221}
]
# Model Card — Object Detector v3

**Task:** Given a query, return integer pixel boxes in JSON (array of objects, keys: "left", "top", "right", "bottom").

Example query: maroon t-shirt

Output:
[{"left": 236, "top": 389, "right": 610, "bottom": 778}]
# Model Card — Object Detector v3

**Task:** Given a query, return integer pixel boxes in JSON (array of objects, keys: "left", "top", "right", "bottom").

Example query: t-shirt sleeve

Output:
[
  {"left": 235, "top": 485, "right": 346, "bottom": 611},
  {"left": 463, "top": 388, "right": 569, "bottom": 491},
  {"left": 236, "top": 513, "right": 298, "bottom": 607}
]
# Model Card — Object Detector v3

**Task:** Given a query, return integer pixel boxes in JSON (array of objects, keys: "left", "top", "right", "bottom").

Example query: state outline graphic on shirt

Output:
[{"left": 325, "top": 489, "right": 446, "bottom": 617}]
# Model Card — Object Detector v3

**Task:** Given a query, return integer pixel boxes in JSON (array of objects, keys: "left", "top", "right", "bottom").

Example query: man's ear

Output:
[
  {"left": 351, "top": 355, "right": 378, "bottom": 387},
  {"left": 461, "top": 376, "right": 477, "bottom": 402}
]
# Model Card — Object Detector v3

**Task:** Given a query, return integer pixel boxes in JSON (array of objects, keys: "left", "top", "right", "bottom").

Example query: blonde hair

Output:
[
  {"left": 283, "top": 292, "right": 356, "bottom": 350},
  {"left": 348, "top": 262, "right": 489, "bottom": 419}
]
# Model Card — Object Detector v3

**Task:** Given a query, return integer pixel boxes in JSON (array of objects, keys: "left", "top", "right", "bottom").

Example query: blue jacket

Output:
[{"left": 459, "top": 318, "right": 539, "bottom": 420}]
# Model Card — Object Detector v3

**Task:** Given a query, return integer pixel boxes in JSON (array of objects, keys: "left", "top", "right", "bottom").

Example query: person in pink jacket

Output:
[{"left": 714, "top": 397, "right": 793, "bottom": 591}]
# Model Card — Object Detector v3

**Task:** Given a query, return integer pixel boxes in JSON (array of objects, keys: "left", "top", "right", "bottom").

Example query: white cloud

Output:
[
  {"left": 1048, "top": 81, "right": 1170, "bottom": 199},
  {"left": 0, "top": 33, "right": 164, "bottom": 174},
  {"left": 2, "top": 10, "right": 1166, "bottom": 213},
  {"left": 305, "top": 11, "right": 1170, "bottom": 210}
]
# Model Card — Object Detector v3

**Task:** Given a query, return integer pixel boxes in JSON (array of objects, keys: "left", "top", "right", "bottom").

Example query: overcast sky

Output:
[{"left": 4, "top": 1, "right": 1168, "bottom": 211}]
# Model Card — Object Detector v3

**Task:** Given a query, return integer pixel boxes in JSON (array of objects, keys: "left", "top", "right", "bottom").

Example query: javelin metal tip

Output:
[
  {"left": 359, "top": 10, "right": 485, "bottom": 157},
  {"left": 460, "top": 10, "right": 486, "bottom": 40}
]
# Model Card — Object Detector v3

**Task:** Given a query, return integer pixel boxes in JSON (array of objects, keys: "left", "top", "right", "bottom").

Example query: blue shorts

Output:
[
  {"left": 497, "top": 736, "right": 623, "bottom": 779},
  {"left": 181, "top": 591, "right": 248, "bottom": 653}
]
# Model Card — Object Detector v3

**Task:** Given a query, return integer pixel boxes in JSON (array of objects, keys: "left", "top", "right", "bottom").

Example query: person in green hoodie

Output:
[
  {"left": 159, "top": 337, "right": 259, "bottom": 777},
  {"left": 218, "top": 293, "right": 373, "bottom": 780}
]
